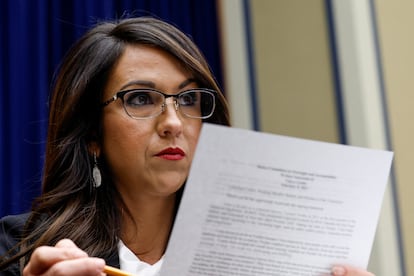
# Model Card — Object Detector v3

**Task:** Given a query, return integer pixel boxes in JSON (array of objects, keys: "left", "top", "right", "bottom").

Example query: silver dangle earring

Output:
[{"left": 92, "top": 152, "right": 102, "bottom": 188}]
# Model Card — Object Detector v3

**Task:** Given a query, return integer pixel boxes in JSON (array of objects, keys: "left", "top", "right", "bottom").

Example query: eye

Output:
[
  {"left": 179, "top": 92, "right": 198, "bottom": 106},
  {"left": 124, "top": 91, "right": 155, "bottom": 106}
]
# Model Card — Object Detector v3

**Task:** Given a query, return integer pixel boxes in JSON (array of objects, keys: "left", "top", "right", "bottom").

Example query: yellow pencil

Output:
[{"left": 103, "top": 265, "right": 136, "bottom": 276}]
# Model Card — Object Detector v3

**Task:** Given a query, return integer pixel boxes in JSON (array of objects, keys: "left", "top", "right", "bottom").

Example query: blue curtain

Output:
[{"left": 0, "top": 0, "right": 222, "bottom": 217}]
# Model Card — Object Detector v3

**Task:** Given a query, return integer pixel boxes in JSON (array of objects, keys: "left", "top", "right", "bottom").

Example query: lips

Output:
[{"left": 155, "top": 147, "right": 186, "bottom": 160}]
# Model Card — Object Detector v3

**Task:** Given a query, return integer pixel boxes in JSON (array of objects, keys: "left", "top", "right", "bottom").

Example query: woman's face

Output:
[{"left": 101, "top": 44, "right": 202, "bottom": 200}]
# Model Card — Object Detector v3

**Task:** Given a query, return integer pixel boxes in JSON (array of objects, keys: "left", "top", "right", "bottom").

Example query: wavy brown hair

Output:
[{"left": 0, "top": 16, "right": 230, "bottom": 271}]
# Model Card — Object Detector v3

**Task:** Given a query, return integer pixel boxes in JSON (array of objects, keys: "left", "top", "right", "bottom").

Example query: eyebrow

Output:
[{"left": 119, "top": 78, "right": 197, "bottom": 91}]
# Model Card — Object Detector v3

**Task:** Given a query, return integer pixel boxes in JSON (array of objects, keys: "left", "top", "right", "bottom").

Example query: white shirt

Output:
[{"left": 118, "top": 240, "right": 164, "bottom": 276}]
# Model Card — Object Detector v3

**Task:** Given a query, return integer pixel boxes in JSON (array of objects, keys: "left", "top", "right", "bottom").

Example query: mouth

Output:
[{"left": 155, "top": 147, "right": 186, "bottom": 160}]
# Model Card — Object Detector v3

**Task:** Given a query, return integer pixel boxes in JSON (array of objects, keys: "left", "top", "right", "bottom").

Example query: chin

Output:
[{"left": 155, "top": 178, "right": 186, "bottom": 196}]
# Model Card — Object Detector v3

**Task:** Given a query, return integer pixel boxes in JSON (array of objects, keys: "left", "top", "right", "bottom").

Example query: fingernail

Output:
[{"left": 331, "top": 266, "right": 346, "bottom": 276}]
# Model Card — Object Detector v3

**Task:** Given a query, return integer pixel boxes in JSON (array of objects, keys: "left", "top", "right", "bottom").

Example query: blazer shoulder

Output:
[{"left": 0, "top": 213, "right": 31, "bottom": 254}]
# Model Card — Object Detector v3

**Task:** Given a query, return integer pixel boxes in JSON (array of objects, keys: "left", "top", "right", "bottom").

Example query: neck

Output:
[{"left": 120, "top": 194, "right": 176, "bottom": 264}]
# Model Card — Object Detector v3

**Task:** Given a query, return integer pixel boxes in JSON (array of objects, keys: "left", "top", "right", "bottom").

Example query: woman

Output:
[{"left": 0, "top": 17, "right": 373, "bottom": 276}]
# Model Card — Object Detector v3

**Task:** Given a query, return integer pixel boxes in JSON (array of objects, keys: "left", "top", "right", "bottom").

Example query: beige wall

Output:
[
  {"left": 249, "top": 0, "right": 339, "bottom": 143},
  {"left": 376, "top": 0, "right": 414, "bottom": 274}
]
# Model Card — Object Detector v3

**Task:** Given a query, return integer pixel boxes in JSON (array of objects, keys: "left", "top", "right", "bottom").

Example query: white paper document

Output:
[{"left": 160, "top": 123, "right": 393, "bottom": 276}]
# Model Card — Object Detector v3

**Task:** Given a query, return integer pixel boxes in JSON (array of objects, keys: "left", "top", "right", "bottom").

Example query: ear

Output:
[
  {"left": 88, "top": 141, "right": 101, "bottom": 157},
  {"left": 87, "top": 127, "right": 101, "bottom": 157}
]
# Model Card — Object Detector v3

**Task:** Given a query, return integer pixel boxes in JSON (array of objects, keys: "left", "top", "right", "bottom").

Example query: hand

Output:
[
  {"left": 23, "top": 239, "right": 105, "bottom": 276},
  {"left": 331, "top": 265, "right": 375, "bottom": 276}
]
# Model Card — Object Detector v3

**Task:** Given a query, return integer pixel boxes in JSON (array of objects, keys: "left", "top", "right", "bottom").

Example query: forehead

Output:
[{"left": 104, "top": 44, "right": 193, "bottom": 96}]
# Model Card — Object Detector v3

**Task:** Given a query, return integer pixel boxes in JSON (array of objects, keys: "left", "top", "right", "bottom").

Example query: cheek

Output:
[
  {"left": 101, "top": 116, "right": 150, "bottom": 166},
  {"left": 186, "top": 122, "right": 203, "bottom": 157}
]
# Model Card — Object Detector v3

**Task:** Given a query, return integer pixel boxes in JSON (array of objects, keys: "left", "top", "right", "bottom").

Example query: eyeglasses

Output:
[{"left": 102, "top": 88, "right": 216, "bottom": 119}]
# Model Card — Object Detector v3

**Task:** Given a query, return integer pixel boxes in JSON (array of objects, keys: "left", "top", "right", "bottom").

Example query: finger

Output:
[
  {"left": 24, "top": 244, "right": 88, "bottom": 275},
  {"left": 24, "top": 257, "right": 105, "bottom": 276},
  {"left": 54, "top": 239, "right": 81, "bottom": 249},
  {"left": 46, "top": 257, "right": 105, "bottom": 276},
  {"left": 331, "top": 265, "right": 375, "bottom": 276}
]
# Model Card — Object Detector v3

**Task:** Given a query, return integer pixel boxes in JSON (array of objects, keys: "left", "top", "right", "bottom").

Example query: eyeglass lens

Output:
[{"left": 123, "top": 90, "right": 215, "bottom": 119}]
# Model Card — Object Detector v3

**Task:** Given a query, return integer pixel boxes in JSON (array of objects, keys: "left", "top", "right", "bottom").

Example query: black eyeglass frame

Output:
[{"left": 102, "top": 88, "right": 217, "bottom": 120}]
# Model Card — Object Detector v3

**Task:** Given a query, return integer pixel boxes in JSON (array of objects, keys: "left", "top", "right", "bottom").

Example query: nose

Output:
[{"left": 157, "top": 97, "right": 183, "bottom": 137}]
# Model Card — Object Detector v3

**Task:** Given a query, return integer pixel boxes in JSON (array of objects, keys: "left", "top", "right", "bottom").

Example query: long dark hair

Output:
[{"left": 0, "top": 16, "right": 230, "bottom": 270}]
